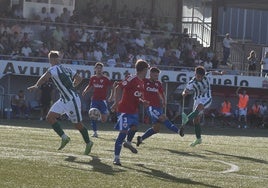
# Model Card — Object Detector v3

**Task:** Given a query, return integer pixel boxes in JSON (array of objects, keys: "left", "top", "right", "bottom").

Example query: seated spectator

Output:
[
  {"left": 38, "top": 7, "right": 49, "bottom": 21},
  {"left": 93, "top": 47, "right": 103, "bottom": 62},
  {"left": 167, "top": 100, "right": 181, "bottom": 123},
  {"left": 259, "top": 100, "right": 268, "bottom": 128},
  {"left": 60, "top": 7, "right": 70, "bottom": 23},
  {"left": 38, "top": 42, "right": 49, "bottom": 61},
  {"left": 21, "top": 42, "right": 33, "bottom": 60},
  {"left": 203, "top": 57, "right": 213, "bottom": 70},
  {"left": 11, "top": 90, "right": 29, "bottom": 118},
  {"left": 248, "top": 100, "right": 262, "bottom": 128},
  {"left": 219, "top": 96, "right": 233, "bottom": 126},
  {"left": 47, "top": 7, "right": 58, "bottom": 22}
]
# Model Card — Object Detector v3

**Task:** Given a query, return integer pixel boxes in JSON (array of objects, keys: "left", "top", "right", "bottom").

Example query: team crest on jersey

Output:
[
  {"left": 122, "top": 80, "right": 127, "bottom": 86},
  {"left": 100, "top": 79, "right": 103, "bottom": 83}
]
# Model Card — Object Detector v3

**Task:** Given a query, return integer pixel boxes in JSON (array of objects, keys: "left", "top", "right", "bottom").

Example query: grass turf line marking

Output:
[{"left": 212, "top": 159, "right": 239, "bottom": 173}]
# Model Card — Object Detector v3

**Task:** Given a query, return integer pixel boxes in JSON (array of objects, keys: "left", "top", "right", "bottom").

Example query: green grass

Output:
[{"left": 0, "top": 119, "right": 267, "bottom": 188}]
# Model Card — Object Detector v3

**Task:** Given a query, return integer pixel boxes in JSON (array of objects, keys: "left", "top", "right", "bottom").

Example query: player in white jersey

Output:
[
  {"left": 27, "top": 51, "right": 93, "bottom": 155},
  {"left": 182, "top": 66, "right": 223, "bottom": 147}
]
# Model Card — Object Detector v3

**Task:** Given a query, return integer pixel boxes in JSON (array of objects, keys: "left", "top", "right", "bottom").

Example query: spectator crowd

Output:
[{"left": 0, "top": 1, "right": 220, "bottom": 70}]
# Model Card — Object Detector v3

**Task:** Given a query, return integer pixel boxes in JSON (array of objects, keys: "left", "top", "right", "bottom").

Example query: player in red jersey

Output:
[
  {"left": 110, "top": 59, "right": 149, "bottom": 166},
  {"left": 136, "top": 67, "right": 184, "bottom": 147},
  {"left": 82, "top": 62, "right": 114, "bottom": 138}
]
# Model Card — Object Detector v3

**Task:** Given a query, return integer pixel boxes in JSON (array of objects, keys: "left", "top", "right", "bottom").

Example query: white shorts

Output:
[
  {"left": 239, "top": 108, "right": 247, "bottom": 116},
  {"left": 49, "top": 96, "right": 82, "bottom": 123},
  {"left": 193, "top": 97, "right": 212, "bottom": 114}
]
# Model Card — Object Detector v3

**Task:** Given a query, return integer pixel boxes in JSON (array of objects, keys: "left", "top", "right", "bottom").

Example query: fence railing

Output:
[{"left": 182, "top": 17, "right": 212, "bottom": 47}]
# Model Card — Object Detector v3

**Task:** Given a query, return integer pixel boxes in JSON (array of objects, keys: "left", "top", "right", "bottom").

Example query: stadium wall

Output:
[{"left": 1, "top": 60, "right": 268, "bottom": 118}]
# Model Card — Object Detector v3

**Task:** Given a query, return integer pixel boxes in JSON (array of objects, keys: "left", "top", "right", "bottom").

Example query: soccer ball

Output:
[{"left": 88, "top": 108, "right": 101, "bottom": 121}]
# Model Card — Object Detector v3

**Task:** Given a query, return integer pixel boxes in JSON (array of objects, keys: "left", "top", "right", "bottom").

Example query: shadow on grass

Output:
[
  {"left": 163, "top": 148, "right": 207, "bottom": 159},
  {"left": 63, "top": 155, "right": 124, "bottom": 175},
  {"left": 120, "top": 163, "right": 220, "bottom": 188},
  {"left": 204, "top": 150, "right": 268, "bottom": 164}
]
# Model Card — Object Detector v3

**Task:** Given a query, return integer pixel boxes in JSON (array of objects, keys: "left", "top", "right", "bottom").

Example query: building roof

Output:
[{"left": 213, "top": 0, "right": 268, "bottom": 11}]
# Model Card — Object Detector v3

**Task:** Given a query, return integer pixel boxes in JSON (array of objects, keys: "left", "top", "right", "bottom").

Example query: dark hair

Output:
[
  {"left": 135, "top": 59, "right": 149, "bottom": 72},
  {"left": 195, "top": 66, "right": 205, "bottom": 76},
  {"left": 150, "top": 67, "right": 160, "bottom": 73},
  {"left": 95, "top": 62, "right": 104, "bottom": 68}
]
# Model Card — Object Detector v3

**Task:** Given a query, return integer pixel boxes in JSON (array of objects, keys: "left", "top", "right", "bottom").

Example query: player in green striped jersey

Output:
[{"left": 28, "top": 50, "right": 93, "bottom": 155}]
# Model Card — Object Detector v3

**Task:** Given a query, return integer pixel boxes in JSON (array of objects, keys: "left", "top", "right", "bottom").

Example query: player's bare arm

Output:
[
  {"left": 110, "top": 84, "right": 122, "bottom": 112},
  {"left": 211, "top": 70, "right": 225, "bottom": 75},
  {"left": 82, "top": 85, "right": 91, "bottom": 96},
  {"left": 107, "top": 81, "right": 118, "bottom": 102},
  {"left": 27, "top": 71, "right": 51, "bottom": 92},
  {"left": 236, "top": 86, "right": 241, "bottom": 96}
]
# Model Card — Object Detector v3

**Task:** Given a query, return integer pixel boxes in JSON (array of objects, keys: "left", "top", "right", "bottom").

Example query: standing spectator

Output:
[
  {"left": 260, "top": 51, "right": 268, "bottom": 77},
  {"left": 110, "top": 59, "right": 149, "bottom": 166},
  {"left": 236, "top": 87, "right": 249, "bottom": 128},
  {"left": 82, "top": 62, "right": 114, "bottom": 138},
  {"left": 222, "top": 33, "right": 235, "bottom": 65},
  {"left": 38, "top": 81, "right": 54, "bottom": 121},
  {"left": 136, "top": 67, "right": 184, "bottom": 147},
  {"left": 27, "top": 50, "right": 93, "bottom": 155},
  {"left": 247, "top": 50, "right": 257, "bottom": 76}
]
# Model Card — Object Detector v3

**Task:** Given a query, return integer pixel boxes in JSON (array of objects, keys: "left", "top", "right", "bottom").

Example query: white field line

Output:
[
  {"left": 1, "top": 146, "right": 268, "bottom": 180},
  {"left": 212, "top": 159, "right": 239, "bottom": 173}
]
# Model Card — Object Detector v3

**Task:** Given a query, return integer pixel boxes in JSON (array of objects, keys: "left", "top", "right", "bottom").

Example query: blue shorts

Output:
[
  {"left": 114, "top": 113, "right": 139, "bottom": 131},
  {"left": 90, "top": 100, "right": 109, "bottom": 114},
  {"left": 146, "top": 106, "right": 163, "bottom": 124}
]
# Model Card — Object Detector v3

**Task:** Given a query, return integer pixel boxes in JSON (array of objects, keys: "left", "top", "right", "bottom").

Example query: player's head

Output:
[
  {"left": 195, "top": 66, "right": 206, "bottom": 81},
  {"left": 94, "top": 62, "right": 104, "bottom": 75},
  {"left": 48, "top": 50, "right": 60, "bottom": 65},
  {"left": 135, "top": 59, "right": 149, "bottom": 79},
  {"left": 149, "top": 67, "right": 160, "bottom": 81}
]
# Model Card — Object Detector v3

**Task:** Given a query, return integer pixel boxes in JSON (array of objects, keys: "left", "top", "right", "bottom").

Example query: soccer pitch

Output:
[{"left": 0, "top": 119, "right": 267, "bottom": 188}]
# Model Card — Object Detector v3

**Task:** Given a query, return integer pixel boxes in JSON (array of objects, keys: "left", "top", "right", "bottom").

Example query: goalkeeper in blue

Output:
[
  {"left": 182, "top": 66, "right": 223, "bottom": 147},
  {"left": 136, "top": 67, "right": 184, "bottom": 147}
]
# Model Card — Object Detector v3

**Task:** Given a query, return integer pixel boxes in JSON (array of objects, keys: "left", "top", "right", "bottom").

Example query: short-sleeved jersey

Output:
[
  {"left": 185, "top": 72, "right": 211, "bottom": 100},
  {"left": 143, "top": 78, "right": 164, "bottom": 108},
  {"left": 48, "top": 64, "right": 77, "bottom": 103},
  {"left": 117, "top": 75, "right": 144, "bottom": 114},
  {"left": 89, "top": 75, "right": 112, "bottom": 100}
]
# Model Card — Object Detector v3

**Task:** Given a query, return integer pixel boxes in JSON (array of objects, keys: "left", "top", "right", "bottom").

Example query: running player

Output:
[
  {"left": 136, "top": 67, "right": 184, "bottom": 147},
  {"left": 27, "top": 50, "right": 93, "bottom": 155},
  {"left": 110, "top": 59, "right": 149, "bottom": 166},
  {"left": 182, "top": 66, "right": 223, "bottom": 147},
  {"left": 82, "top": 62, "right": 114, "bottom": 138}
]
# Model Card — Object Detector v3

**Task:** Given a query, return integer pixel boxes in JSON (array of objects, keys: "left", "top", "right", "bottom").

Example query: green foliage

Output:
[{"left": 0, "top": 119, "right": 267, "bottom": 188}]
